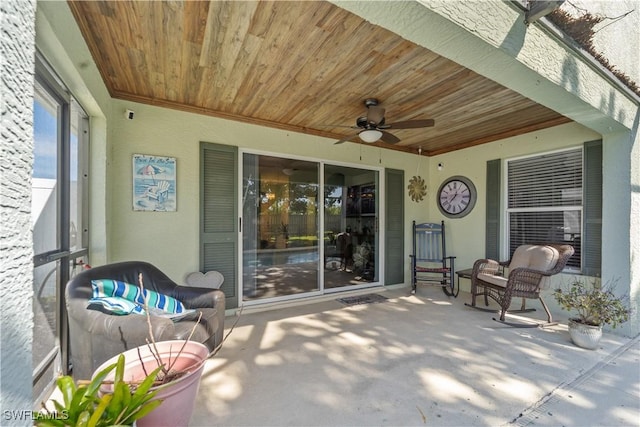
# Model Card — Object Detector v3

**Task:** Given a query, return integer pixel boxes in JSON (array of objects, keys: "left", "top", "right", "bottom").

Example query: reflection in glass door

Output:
[
  {"left": 32, "top": 57, "right": 89, "bottom": 402},
  {"left": 32, "top": 82, "right": 61, "bottom": 401},
  {"left": 242, "top": 154, "right": 319, "bottom": 301},
  {"left": 324, "top": 165, "right": 378, "bottom": 289}
]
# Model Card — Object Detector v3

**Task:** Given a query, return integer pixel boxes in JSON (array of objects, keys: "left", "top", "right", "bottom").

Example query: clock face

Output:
[{"left": 437, "top": 176, "right": 477, "bottom": 218}]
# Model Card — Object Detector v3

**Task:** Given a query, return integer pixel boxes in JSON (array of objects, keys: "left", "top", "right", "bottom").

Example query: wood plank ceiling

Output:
[{"left": 68, "top": 0, "right": 572, "bottom": 156}]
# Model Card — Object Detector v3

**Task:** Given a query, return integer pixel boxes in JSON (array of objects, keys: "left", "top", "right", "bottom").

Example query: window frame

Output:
[
  {"left": 32, "top": 51, "right": 90, "bottom": 402},
  {"left": 503, "top": 146, "right": 584, "bottom": 273}
]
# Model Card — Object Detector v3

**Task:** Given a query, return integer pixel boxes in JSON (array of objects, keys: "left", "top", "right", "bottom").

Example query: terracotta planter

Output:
[
  {"left": 568, "top": 318, "right": 602, "bottom": 350},
  {"left": 94, "top": 340, "right": 209, "bottom": 427}
]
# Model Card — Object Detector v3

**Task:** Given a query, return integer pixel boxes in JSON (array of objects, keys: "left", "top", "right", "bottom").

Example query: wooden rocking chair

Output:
[{"left": 410, "top": 221, "right": 456, "bottom": 296}]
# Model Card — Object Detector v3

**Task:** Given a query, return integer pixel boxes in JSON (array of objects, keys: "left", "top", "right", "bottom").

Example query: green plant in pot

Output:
[
  {"left": 37, "top": 354, "right": 163, "bottom": 426},
  {"left": 40, "top": 272, "right": 212, "bottom": 427},
  {"left": 553, "top": 278, "right": 630, "bottom": 349},
  {"left": 88, "top": 273, "right": 210, "bottom": 427}
]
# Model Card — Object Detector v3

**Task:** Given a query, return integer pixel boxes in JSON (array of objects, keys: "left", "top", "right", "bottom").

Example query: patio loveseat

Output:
[{"left": 65, "top": 261, "right": 225, "bottom": 380}]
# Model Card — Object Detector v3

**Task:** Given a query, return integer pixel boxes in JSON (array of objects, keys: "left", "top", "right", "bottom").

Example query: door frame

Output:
[{"left": 237, "top": 148, "right": 386, "bottom": 308}]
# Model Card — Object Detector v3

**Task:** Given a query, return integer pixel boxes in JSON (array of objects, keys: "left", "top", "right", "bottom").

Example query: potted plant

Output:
[
  {"left": 92, "top": 273, "right": 210, "bottom": 427},
  {"left": 94, "top": 340, "right": 209, "bottom": 427},
  {"left": 37, "top": 354, "right": 163, "bottom": 426},
  {"left": 553, "top": 278, "right": 630, "bottom": 349}
]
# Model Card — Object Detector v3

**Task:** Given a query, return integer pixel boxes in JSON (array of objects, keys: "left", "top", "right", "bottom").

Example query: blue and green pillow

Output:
[
  {"left": 89, "top": 279, "right": 188, "bottom": 315},
  {"left": 87, "top": 296, "right": 145, "bottom": 315}
]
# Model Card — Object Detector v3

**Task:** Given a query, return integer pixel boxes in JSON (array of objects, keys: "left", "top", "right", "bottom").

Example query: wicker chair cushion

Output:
[
  {"left": 477, "top": 273, "right": 508, "bottom": 288},
  {"left": 508, "top": 245, "right": 559, "bottom": 271}
]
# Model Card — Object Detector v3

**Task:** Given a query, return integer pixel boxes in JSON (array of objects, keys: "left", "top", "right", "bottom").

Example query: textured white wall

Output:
[
  {"left": 0, "top": 0, "right": 36, "bottom": 421},
  {"left": 559, "top": 0, "right": 640, "bottom": 337},
  {"left": 561, "top": 0, "right": 640, "bottom": 87}
]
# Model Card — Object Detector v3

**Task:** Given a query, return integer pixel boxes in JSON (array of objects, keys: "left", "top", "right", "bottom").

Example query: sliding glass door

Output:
[
  {"left": 241, "top": 153, "right": 379, "bottom": 302},
  {"left": 32, "top": 55, "right": 89, "bottom": 402},
  {"left": 324, "top": 165, "right": 378, "bottom": 289},
  {"left": 242, "top": 155, "right": 320, "bottom": 300}
]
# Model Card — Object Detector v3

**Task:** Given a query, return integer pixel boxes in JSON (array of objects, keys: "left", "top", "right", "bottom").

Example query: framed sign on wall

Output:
[{"left": 133, "top": 154, "right": 177, "bottom": 212}]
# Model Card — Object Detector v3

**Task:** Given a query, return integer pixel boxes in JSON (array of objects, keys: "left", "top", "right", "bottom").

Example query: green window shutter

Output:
[
  {"left": 583, "top": 140, "right": 602, "bottom": 276},
  {"left": 485, "top": 159, "right": 501, "bottom": 259},
  {"left": 201, "top": 142, "right": 238, "bottom": 308},
  {"left": 385, "top": 168, "right": 404, "bottom": 285}
]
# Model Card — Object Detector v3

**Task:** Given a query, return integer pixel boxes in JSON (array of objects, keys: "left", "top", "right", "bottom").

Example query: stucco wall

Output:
[
  {"left": 0, "top": 0, "right": 36, "bottom": 421},
  {"left": 562, "top": 0, "right": 640, "bottom": 86}
]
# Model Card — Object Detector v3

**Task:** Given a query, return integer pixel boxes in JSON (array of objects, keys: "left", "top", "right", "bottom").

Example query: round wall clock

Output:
[{"left": 437, "top": 175, "right": 477, "bottom": 218}]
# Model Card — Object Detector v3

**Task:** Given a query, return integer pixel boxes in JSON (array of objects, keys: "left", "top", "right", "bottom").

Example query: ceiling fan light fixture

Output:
[{"left": 359, "top": 129, "right": 382, "bottom": 143}]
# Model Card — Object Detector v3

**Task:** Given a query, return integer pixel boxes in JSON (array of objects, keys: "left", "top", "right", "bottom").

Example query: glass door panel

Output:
[
  {"left": 32, "top": 81, "right": 63, "bottom": 401},
  {"left": 243, "top": 154, "right": 319, "bottom": 301},
  {"left": 32, "top": 58, "right": 89, "bottom": 401},
  {"left": 32, "top": 260, "right": 60, "bottom": 401},
  {"left": 324, "top": 165, "right": 378, "bottom": 289}
]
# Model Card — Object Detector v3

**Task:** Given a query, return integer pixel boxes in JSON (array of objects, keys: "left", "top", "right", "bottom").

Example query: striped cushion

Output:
[
  {"left": 87, "top": 296, "right": 145, "bottom": 315},
  {"left": 91, "top": 279, "right": 187, "bottom": 314}
]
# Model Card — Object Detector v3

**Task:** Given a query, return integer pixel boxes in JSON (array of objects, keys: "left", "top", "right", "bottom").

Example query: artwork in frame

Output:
[{"left": 132, "top": 154, "right": 176, "bottom": 211}]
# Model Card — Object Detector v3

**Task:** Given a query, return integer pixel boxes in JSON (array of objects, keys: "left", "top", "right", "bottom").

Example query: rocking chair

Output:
[
  {"left": 465, "top": 244, "right": 574, "bottom": 327},
  {"left": 410, "top": 221, "right": 456, "bottom": 296}
]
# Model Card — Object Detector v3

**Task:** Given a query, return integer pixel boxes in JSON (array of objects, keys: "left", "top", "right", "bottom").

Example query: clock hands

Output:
[{"left": 438, "top": 176, "right": 476, "bottom": 218}]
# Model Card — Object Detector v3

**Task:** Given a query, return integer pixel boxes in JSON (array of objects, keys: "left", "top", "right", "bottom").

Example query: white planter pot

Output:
[
  {"left": 568, "top": 318, "right": 602, "bottom": 350},
  {"left": 94, "top": 340, "right": 209, "bottom": 427}
]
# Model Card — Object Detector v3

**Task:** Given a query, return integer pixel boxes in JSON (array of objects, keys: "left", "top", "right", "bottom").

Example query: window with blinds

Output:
[{"left": 506, "top": 148, "right": 582, "bottom": 270}]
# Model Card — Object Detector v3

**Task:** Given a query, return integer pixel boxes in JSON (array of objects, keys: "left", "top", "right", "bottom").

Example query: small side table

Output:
[{"left": 456, "top": 268, "right": 473, "bottom": 289}]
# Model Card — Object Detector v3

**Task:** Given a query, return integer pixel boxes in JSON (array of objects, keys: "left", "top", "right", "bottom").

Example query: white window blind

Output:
[{"left": 507, "top": 148, "right": 582, "bottom": 270}]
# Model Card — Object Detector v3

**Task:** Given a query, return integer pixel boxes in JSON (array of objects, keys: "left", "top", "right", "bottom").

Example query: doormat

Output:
[{"left": 337, "top": 293, "right": 388, "bottom": 306}]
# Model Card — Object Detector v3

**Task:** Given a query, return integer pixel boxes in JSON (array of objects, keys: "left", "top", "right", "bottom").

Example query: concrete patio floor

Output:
[{"left": 191, "top": 286, "right": 639, "bottom": 427}]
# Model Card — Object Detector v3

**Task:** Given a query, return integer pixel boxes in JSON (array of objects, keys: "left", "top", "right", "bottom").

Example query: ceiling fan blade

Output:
[
  {"left": 380, "top": 131, "right": 401, "bottom": 145},
  {"left": 334, "top": 134, "right": 359, "bottom": 145},
  {"left": 388, "top": 119, "right": 435, "bottom": 129},
  {"left": 367, "top": 106, "right": 385, "bottom": 125}
]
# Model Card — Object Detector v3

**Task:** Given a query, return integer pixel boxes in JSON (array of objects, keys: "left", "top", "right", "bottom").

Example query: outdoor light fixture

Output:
[{"left": 359, "top": 129, "right": 382, "bottom": 143}]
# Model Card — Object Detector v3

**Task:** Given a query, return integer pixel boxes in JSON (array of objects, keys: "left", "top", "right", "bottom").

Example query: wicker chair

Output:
[{"left": 466, "top": 244, "right": 574, "bottom": 326}]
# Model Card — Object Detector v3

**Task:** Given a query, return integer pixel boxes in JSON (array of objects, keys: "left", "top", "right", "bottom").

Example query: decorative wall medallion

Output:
[{"left": 408, "top": 175, "right": 427, "bottom": 202}]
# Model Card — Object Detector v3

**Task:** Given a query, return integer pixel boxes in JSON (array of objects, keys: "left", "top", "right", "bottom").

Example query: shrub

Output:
[{"left": 553, "top": 279, "right": 630, "bottom": 328}]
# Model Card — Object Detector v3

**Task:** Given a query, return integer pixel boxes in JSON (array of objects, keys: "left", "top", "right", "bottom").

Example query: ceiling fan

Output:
[{"left": 333, "top": 98, "right": 434, "bottom": 145}]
